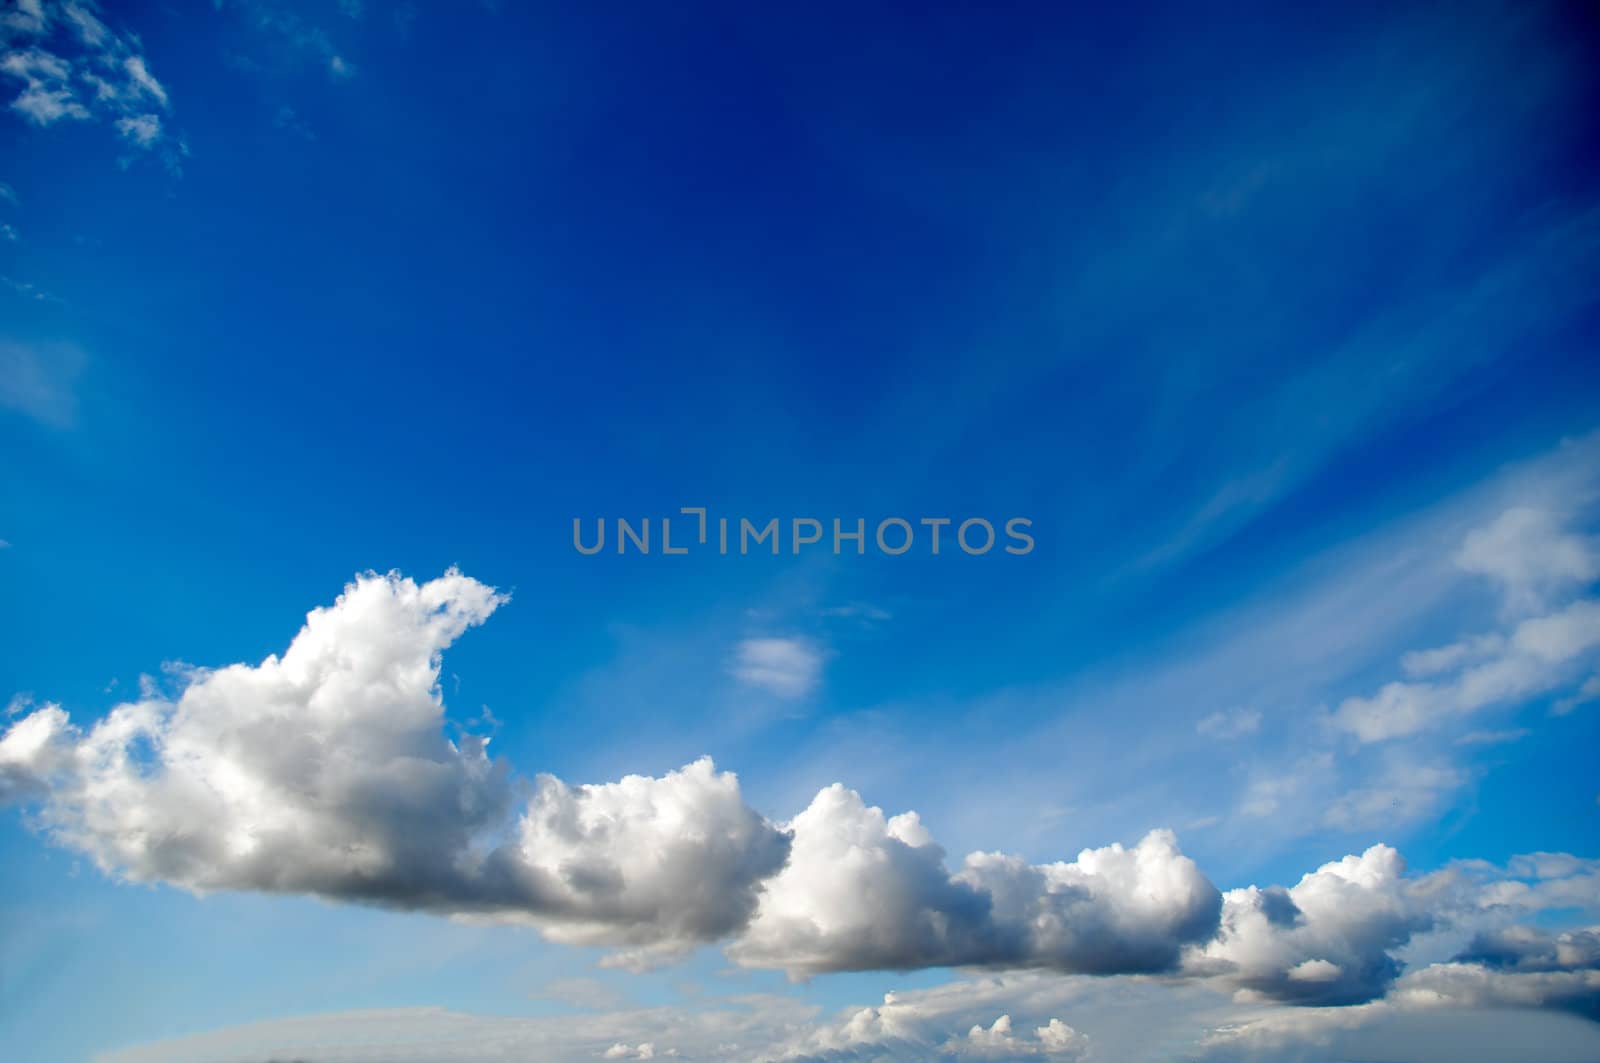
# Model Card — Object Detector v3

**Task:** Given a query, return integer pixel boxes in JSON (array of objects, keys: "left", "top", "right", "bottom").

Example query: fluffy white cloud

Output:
[
  {"left": 0, "top": 570, "right": 788, "bottom": 956},
  {"left": 731, "top": 637, "right": 823, "bottom": 698},
  {"left": 768, "top": 973, "right": 1124, "bottom": 1062},
  {"left": 1187, "top": 845, "right": 1600, "bottom": 1007},
  {"left": 6, "top": 566, "right": 1600, "bottom": 1011},
  {"left": 0, "top": 1, "right": 176, "bottom": 158},
  {"left": 0, "top": 701, "right": 75, "bottom": 802},
  {"left": 728, "top": 783, "right": 1220, "bottom": 976},
  {"left": 510, "top": 757, "right": 790, "bottom": 965},
  {"left": 1186, "top": 844, "right": 1430, "bottom": 1004},
  {"left": 940, "top": 1014, "right": 1090, "bottom": 1058}
]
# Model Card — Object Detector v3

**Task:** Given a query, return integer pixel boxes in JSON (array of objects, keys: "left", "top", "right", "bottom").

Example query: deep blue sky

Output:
[{"left": 2, "top": 2, "right": 1599, "bottom": 1060}]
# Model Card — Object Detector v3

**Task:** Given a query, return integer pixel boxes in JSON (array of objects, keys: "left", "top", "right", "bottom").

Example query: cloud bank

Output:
[{"left": 3, "top": 568, "right": 1598, "bottom": 1015}]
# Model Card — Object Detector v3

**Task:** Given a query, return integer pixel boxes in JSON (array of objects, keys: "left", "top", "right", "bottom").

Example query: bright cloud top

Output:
[
  {"left": 730, "top": 785, "right": 1219, "bottom": 977},
  {"left": 2, "top": 568, "right": 1598, "bottom": 1015},
  {"left": 0, "top": 570, "right": 788, "bottom": 959}
]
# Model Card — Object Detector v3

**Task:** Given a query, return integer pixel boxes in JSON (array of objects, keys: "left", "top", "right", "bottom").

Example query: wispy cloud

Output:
[
  {"left": 0, "top": 339, "right": 84, "bottom": 428},
  {"left": 0, "top": 1, "right": 178, "bottom": 165},
  {"left": 1333, "top": 504, "right": 1600, "bottom": 743},
  {"left": 731, "top": 636, "right": 824, "bottom": 699}
]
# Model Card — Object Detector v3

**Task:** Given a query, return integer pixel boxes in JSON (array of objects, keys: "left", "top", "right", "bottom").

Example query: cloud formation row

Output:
[{"left": 3, "top": 569, "right": 1597, "bottom": 1010}]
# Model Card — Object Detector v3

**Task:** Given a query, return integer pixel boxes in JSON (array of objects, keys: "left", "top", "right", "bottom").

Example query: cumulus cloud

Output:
[
  {"left": 1187, "top": 845, "right": 1600, "bottom": 1008},
  {"left": 5, "top": 567, "right": 1600, "bottom": 1004},
  {"left": 1393, "top": 926, "right": 1600, "bottom": 1019},
  {"left": 1199, "top": 925, "right": 1600, "bottom": 1060},
  {"left": 771, "top": 974, "right": 1123, "bottom": 1062},
  {"left": 729, "top": 783, "right": 1220, "bottom": 977},
  {"left": 0, "top": 570, "right": 788, "bottom": 957},
  {"left": 940, "top": 1014, "right": 1090, "bottom": 1058},
  {"left": 0, "top": 1, "right": 178, "bottom": 162},
  {"left": 731, "top": 637, "right": 823, "bottom": 698},
  {"left": 1186, "top": 844, "right": 1431, "bottom": 1005},
  {"left": 0, "top": 702, "right": 75, "bottom": 802},
  {"left": 510, "top": 757, "right": 789, "bottom": 966}
]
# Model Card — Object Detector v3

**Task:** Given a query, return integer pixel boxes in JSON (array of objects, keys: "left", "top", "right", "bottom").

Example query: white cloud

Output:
[
  {"left": 1334, "top": 598, "right": 1600, "bottom": 741},
  {"left": 2, "top": 0, "right": 49, "bottom": 36},
  {"left": 939, "top": 1013, "right": 1090, "bottom": 1058},
  {"left": 1553, "top": 675, "right": 1600, "bottom": 717},
  {"left": 113, "top": 111, "right": 159, "bottom": 146},
  {"left": 1320, "top": 761, "right": 1463, "bottom": 832},
  {"left": 0, "top": 702, "right": 75, "bottom": 802},
  {"left": 0, "top": 1, "right": 176, "bottom": 159},
  {"left": 770, "top": 973, "right": 1140, "bottom": 1061},
  {"left": 1456, "top": 727, "right": 1530, "bottom": 746},
  {"left": 1187, "top": 845, "right": 1600, "bottom": 1009},
  {"left": 1402, "top": 633, "right": 1505, "bottom": 678},
  {"left": 1332, "top": 504, "right": 1600, "bottom": 743},
  {"left": 97, "top": 952, "right": 1600, "bottom": 1063},
  {"left": 5, "top": 567, "right": 1600, "bottom": 1012},
  {"left": 1186, "top": 844, "right": 1430, "bottom": 1005},
  {"left": 728, "top": 783, "right": 1220, "bottom": 977},
  {"left": 731, "top": 637, "right": 823, "bottom": 699},
  {"left": 1197, "top": 707, "right": 1262, "bottom": 739},
  {"left": 1198, "top": 924, "right": 1600, "bottom": 1060},
  {"left": 511, "top": 757, "right": 789, "bottom": 966},
  {"left": 1, "top": 46, "right": 86, "bottom": 122},
  {"left": 121, "top": 53, "right": 164, "bottom": 105},
  {"left": 0, "top": 570, "right": 788, "bottom": 958},
  {"left": 1456, "top": 508, "right": 1599, "bottom": 616}
]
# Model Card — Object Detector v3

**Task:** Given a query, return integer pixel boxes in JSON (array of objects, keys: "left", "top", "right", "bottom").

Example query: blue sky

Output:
[{"left": 2, "top": 2, "right": 1600, "bottom": 1060}]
